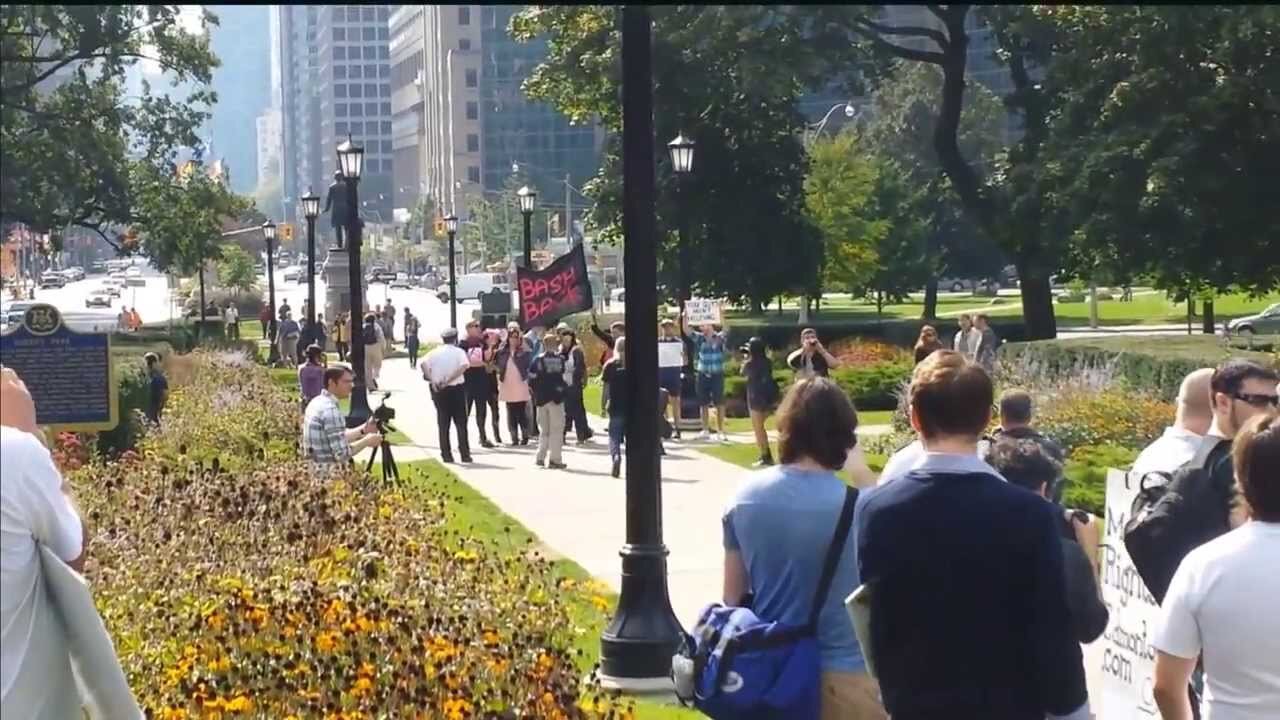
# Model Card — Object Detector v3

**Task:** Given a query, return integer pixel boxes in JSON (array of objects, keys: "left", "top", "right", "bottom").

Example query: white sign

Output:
[
  {"left": 1096, "top": 469, "right": 1161, "bottom": 719},
  {"left": 685, "top": 298, "right": 722, "bottom": 327},
  {"left": 658, "top": 341, "right": 684, "bottom": 368}
]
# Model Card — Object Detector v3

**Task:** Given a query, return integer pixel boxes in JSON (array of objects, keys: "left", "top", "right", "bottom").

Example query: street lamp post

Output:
[
  {"left": 807, "top": 101, "right": 857, "bottom": 147},
  {"left": 337, "top": 135, "right": 371, "bottom": 426},
  {"left": 301, "top": 188, "right": 321, "bottom": 346},
  {"left": 517, "top": 185, "right": 536, "bottom": 268},
  {"left": 262, "top": 220, "right": 279, "bottom": 364},
  {"left": 444, "top": 213, "right": 459, "bottom": 328},
  {"left": 599, "top": 5, "right": 682, "bottom": 689},
  {"left": 667, "top": 132, "right": 695, "bottom": 316}
]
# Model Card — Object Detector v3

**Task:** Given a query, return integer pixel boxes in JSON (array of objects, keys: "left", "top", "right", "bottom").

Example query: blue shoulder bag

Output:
[{"left": 672, "top": 486, "right": 859, "bottom": 719}]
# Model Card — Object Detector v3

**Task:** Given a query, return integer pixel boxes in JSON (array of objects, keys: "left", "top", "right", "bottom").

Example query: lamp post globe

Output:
[
  {"left": 517, "top": 186, "right": 536, "bottom": 268},
  {"left": 444, "top": 213, "right": 459, "bottom": 328},
  {"left": 262, "top": 220, "right": 279, "bottom": 365},
  {"left": 300, "top": 188, "right": 321, "bottom": 345},
  {"left": 336, "top": 135, "right": 370, "bottom": 426},
  {"left": 667, "top": 132, "right": 695, "bottom": 174}
]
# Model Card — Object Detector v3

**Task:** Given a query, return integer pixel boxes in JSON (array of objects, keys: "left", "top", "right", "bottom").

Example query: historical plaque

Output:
[{"left": 0, "top": 304, "right": 117, "bottom": 430}]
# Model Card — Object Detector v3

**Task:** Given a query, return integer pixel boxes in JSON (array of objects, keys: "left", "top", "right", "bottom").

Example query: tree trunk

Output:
[
  {"left": 923, "top": 277, "right": 939, "bottom": 320},
  {"left": 777, "top": 296, "right": 783, "bottom": 316},
  {"left": 1202, "top": 300, "right": 1216, "bottom": 335},
  {"left": 1018, "top": 270, "right": 1057, "bottom": 340},
  {"left": 876, "top": 290, "right": 885, "bottom": 322},
  {"left": 197, "top": 262, "right": 206, "bottom": 341}
]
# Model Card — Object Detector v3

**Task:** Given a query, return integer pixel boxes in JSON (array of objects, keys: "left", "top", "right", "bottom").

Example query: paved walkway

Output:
[{"left": 359, "top": 359, "right": 748, "bottom": 629}]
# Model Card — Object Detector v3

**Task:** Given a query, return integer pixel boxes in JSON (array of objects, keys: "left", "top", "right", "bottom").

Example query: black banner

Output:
[{"left": 517, "top": 244, "right": 593, "bottom": 327}]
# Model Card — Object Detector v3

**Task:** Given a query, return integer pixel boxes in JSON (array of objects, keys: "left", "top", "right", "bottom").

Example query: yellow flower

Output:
[
  {"left": 224, "top": 695, "right": 252, "bottom": 713},
  {"left": 590, "top": 595, "right": 610, "bottom": 611},
  {"left": 160, "top": 708, "right": 189, "bottom": 720},
  {"left": 349, "top": 676, "right": 374, "bottom": 698},
  {"left": 206, "top": 655, "right": 231, "bottom": 672},
  {"left": 453, "top": 549, "right": 479, "bottom": 562},
  {"left": 315, "top": 630, "right": 341, "bottom": 652},
  {"left": 205, "top": 612, "right": 225, "bottom": 631}
]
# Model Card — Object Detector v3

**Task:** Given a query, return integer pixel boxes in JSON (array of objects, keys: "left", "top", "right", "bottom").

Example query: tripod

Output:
[{"left": 364, "top": 419, "right": 400, "bottom": 484}]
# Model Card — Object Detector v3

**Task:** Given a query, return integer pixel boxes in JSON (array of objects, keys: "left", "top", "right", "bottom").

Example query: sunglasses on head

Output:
[{"left": 1233, "top": 392, "right": 1280, "bottom": 408}]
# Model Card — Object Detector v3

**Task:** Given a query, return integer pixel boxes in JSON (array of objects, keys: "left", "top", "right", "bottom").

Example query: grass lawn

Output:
[{"left": 390, "top": 460, "right": 700, "bottom": 720}]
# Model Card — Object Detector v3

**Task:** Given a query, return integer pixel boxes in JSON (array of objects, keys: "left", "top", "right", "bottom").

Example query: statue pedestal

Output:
[{"left": 322, "top": 246, "right": 366, "bottom": 341}]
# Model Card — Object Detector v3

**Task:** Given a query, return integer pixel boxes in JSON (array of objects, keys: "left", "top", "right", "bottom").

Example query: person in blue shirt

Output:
[
  {"left": 721, "top": 377, "right": 887, "bottom": 719},
  {"left": 144, "top": 352, "right": 168, "bottom": 424},
  {"left": 856, "top": 350, "right": 1090, "bottom": 720},
  {"left": 683, "top": 314, "right": 729, "bottom": 442}
]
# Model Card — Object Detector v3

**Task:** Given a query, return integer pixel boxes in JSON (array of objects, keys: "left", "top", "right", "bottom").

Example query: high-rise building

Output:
[
  {"left": 278, "top": 5, "right": 394, "bottom": 226},
  {"left": 388, "top": 5, "right": 603, "bottom": 223},
  {"left": 256, "top": 109, "right": 282, "bottom": 186},
  {"left": 208, "top": 5, "right": 271, "bottom": 194}
]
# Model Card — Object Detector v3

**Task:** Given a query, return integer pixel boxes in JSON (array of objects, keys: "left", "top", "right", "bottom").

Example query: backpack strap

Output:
[
  {"left": 1189, "top": 437, "right": 1230, "bottom": 470},
  {"left": 807, "top": 486, "right": 860, "bottom": 631}
]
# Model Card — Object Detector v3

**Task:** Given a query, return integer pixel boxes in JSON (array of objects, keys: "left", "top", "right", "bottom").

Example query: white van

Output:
[{"left": 436, "top": 273, "right": 510, "bottom": 303}]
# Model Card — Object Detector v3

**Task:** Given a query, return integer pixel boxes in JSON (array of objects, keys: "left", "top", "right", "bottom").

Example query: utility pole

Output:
[{"left": 566, "top": 173, "right": 573, "bottom": 245}]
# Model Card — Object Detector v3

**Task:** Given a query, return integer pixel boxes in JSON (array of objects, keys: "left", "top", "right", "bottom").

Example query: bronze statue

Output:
[{"left": 323, "top": 169, "right": 351, "bottom": 249}]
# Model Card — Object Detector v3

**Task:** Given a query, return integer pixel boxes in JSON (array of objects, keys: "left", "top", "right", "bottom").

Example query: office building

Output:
[
  {"left": 278, "top": 5, "right": 394, "bottom": 226},
  {"left": 256, "top": 108, "right": 282, "bottom": 186}
]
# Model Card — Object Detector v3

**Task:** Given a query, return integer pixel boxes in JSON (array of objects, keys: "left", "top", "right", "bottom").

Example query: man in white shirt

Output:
[
  {"left": 1153, "top": 413, "right": 1280, "bottom": 720},
  {"left": 422, "top": 328, "right": 472, "bottom": 463},
  {"left": 952, "top": 314, "right": 981, "bottom": 360},
  {"left": 301, "top": 365, "right": 382, "bottom": 466},
  {"left": 0, "top": 368, "right": 86, "bottom": 715},
  {"left": 223, "top": 302, "right": 239, "bottom": 340},
  {"left": 1131, "top": 368, "right": 1214, "bottom": 478}
]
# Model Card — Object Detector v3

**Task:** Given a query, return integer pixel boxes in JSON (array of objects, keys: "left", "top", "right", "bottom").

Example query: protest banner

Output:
[
  {"left": 685, "top": 298, "right": 722, "bottom": 326},
  {"left": 1095, "top": 469, "right": 1161, "bottom": 719},
  {"left": 517, "top": 244, "right": 593, "bottom": 327},
  {"left": 658, "top": 341, "right": 684, "bottom": 368}
]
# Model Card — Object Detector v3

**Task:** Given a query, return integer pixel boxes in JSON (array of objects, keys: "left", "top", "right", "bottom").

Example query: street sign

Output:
[{"left": 0, "top": 304, "right": 117, "bottom": 431}]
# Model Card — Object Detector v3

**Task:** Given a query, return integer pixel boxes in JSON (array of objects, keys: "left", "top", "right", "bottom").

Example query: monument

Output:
[
  {"left": 321, "top": 170, "right": 366, "bottom": 330},
  {"left": 0, "top": 303, "right": 117, "bottom": 431}
]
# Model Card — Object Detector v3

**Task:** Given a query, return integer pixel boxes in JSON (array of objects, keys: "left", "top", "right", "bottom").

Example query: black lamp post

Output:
[
  {"left": 301, "top": 188, "right": 321, "bottom": 345},
  {"left": 667, "top": 132, "right": 695, "bottom": 317},
  {"left": 444, "top": 213, "right": 459, "bottom": 328},
  {"left": 599, "top": 4, "right": 682, "bottom": 687},
  {"left": 337, "top": 135, "right": 370, "bottom": 426},
  {"left": 262, "top": 219, "right": 279, "bottom": 364},
  {"left": 517, "top": 185, "right": 536, "bottom": 268}
]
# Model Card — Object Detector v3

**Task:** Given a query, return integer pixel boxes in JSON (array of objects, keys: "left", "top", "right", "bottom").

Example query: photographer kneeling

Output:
[
  {"left": 302, "top": 365, "right": 382, "bottom": 466},
  {"left": 985, "top": 436, "right": 1109, "bottom": 643}
]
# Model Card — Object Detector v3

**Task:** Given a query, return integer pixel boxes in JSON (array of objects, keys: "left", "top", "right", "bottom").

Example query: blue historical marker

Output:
[{"left": 0, "top": 303, "right": 117, "bottom": 430}]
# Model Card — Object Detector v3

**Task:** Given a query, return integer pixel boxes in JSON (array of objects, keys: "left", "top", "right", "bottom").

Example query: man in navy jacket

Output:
[{"left": 856, "top": 350, "right": 1089, "bottom": 720}]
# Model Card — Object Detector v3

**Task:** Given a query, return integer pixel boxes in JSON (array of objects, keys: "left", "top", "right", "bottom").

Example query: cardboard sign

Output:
[
  {"left": 686, "top": 298, "right": 722, "bottom": 327},
  {"left": 517, "top": 244, "right": 593, "bottom": 327},
  {"left": 658, "top": 340, "right": 684, "bottom": 368},
  {"left": 1096, "top": 469, "right": 1161, "bottom": 719}
]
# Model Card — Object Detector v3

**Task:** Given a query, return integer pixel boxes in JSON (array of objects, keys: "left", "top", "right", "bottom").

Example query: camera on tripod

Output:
[
  {"left": 371, "top": 392, "right": 396, "bottom": 430},
  {"left": 365, "top": 392, "right": 400, "bottom": 484}
]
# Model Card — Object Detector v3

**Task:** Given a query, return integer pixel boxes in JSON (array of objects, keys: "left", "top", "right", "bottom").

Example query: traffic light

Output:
[
  {"left": 281, "top": 223, "right": 294, "bottom": 241},
  {"left": 433, "top": 217, "right": 445, "bottom": 237}
]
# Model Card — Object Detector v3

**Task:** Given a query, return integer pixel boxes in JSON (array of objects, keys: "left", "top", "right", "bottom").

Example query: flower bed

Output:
[{"left": 71, "top": 351, "right": 621, "bottom": 717}]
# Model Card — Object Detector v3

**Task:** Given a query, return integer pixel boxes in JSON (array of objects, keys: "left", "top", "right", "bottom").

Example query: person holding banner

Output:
[
  {"left": 496, "top": 325, "right": 533, "bottom": 446},
  {"left": 684, "top": 314, "right": 730, "bottom": 443},
  {"left": 658, "top": 318, "right": 685, "bottom": 440}
]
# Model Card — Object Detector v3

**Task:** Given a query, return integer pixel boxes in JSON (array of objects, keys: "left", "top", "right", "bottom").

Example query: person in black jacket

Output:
[
  {"left": 856, "top": 350, "right": 1090, "bottom": 720},
  {"left": 984, "top": 436, "right": 1109, "bottom": 644},
  {"left": 556, "top": 323, "right": 593, "bottom": 444}
]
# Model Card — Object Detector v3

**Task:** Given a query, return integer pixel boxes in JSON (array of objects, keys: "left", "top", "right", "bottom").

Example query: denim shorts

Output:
[
  {"left": 658, "top": 367, "right": 683, "bottom": 396},
  {"left": 696, "top": 372, "right": 724, "bottom": 406}
]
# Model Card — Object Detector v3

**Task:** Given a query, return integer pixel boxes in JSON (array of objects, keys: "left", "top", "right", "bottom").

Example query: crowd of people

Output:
[{"left": 714, "top": 352, "right": 1278, "bottom": 719}]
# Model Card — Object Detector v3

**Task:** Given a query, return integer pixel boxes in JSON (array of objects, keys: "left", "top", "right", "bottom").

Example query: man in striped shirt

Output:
[{"left": 685, "top": 316, "right": 729, "bottom": 442}]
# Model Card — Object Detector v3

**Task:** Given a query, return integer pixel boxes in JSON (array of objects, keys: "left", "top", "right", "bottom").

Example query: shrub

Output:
[
  {"left": 97, "top": 355, "right": 152, "bottom": 456},
  {"left": 832, "top": 360, "right": 914, "bottom": 411},
  {"left": 181, "top": 286, "right": 265, "bottom": 318},
  {"left": 1061, "top": 445, "right": 1141, "bottom": 516},
  {"left": 1036, "top": 390, "right": 1171, "bottom": 454},
  {"left": 70, "top": 352, "right": 620, "bottom": 718},
  {"left": 816, "top": 337, "right": 905, "bottom": 366}
]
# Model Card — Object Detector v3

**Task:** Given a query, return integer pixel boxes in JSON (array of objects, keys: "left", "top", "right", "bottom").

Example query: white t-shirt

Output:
[
  {"left": 422, "top": 344, "right": 469, "bottom": 388},
  {"left": 224, "top": 306, "right": 238, "bottom": 323},
  {"left": 1153, "top": 522, "right": 1280, "bottom": 720},
  {"left": 1131, "top": 426, "right": 1205, "bottom": 478},
  {"left": 876, "top": 439, "right": 990, "bottom": 486},
  {"left": 0, "top": 426, "right": 84, "bottom": 702}
]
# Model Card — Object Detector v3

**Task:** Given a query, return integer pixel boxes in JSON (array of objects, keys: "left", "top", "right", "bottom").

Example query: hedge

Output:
[{"left": 999, "top": 335, "right": 1278, "bottom": 401}]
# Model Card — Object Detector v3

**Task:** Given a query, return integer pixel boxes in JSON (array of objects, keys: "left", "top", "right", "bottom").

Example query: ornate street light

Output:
[
  {"left": 336, "top": 135, "right": 370, "bottom": 425},
  {"left": 444, "top": 213, "right": 459, "bottom": 328},
  {"left": 300, "top": 187, "right": 321, "bottom": 348},
  {"left": 667, "top": 132, "right": 695, "bottom": 175},
  {"left": 517, "top": 186, "right": 536, "bottom": 268},
  {"left": 262, "top": 219, "right": 279, "bottom": 364}
]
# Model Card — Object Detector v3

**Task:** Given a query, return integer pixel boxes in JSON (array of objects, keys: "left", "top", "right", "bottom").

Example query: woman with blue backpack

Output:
[{"left": 682, "top": 377, "right": 885, "bottom": 719}]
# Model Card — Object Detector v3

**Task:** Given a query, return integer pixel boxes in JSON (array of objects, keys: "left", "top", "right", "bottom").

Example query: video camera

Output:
[{"left": 371, "top": 392, "right": 396, "bottom": 432}]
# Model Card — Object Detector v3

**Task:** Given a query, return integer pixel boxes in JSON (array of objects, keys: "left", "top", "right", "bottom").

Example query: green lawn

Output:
[
  {"left": 700, "top": 442, "right": 888, "bottom": 482},
  {"left": 390, "top": 461, "right": 700, "bottom": 720}
]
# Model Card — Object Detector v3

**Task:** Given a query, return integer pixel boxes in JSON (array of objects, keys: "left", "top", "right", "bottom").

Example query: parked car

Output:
[
  {"left": 100, "top": 279, "right": 123, "bottom": 297},
  {"left": 39, "top": 272, "right": 66, "bottom": 289},
  {"left": 3, "top": 301, "right": 39, "bottom": 327},
  {"left": 89, "top": 261, "right": 108, "bottom": 274},
  {"left": 282, "top": 266, "right": 302, "bottom": 282},
  {"left": 389, "top": 272, "right": 413, "bottom": 289},
  {"left": 937, "top": 277, "right": 1001, "bottom": 294},
  {"left": 1227, "top": 303, "right": 1280, "bottom": 337},
  {"left": 369, "top": 269, "right": 399, "bottom": 284},
  {"left": 436, "top": 273, "right": 510, "bottom": 304},
  {"left": 85, "top": 288, "right": 114, "bottom": 308},
  {"left": 61, "top": 267, "right": 85, "bottom": 281}
]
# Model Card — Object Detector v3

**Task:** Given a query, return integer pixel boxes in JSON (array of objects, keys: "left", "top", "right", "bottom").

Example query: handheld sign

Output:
[
  {"left": 658, "top": 341, "right": 684, "bottom": 368},
  {"left": 1094, "top": 469, "right": 1161, "bottom": 719},
  {"left": 686, "top": 298, "right": 722, "bottom": 327},
  {"left": 517, "top": 244, "right": 593, "bottom": 327},
  {"left": 0, "top": 304, "right": 118, "bottom": 431}
]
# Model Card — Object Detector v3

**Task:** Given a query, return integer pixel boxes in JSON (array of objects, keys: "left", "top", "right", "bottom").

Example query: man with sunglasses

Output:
[{"left": 1205, "top": 360, "right": 1280, "bottom": 528}]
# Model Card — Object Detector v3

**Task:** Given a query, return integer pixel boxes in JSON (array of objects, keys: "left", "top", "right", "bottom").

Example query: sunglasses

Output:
[{"left": 1233, "top": 392, "right": 1280, "bottom": 408}]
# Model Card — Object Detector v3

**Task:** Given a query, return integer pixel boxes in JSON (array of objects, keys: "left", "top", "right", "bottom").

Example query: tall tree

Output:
[
  {"left": 512, "top": 5, "right": 878, "bottom": 312},
  {"left": 0, "top": 5, "right": 219, "bottom": 248},
  {"left": 859, "top": 156, "right": 932, "bottom": 316},
  {"left": 217, "top": 244, "right": 256, "bottom": 295},
  {"left": 804, "top": 130, "right": 885, "bottom": 295}
]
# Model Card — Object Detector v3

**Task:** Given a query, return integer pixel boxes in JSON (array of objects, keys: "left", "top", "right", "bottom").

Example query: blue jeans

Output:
[{"left": 608, "top": 415, "right": 626, "bottom": 463}]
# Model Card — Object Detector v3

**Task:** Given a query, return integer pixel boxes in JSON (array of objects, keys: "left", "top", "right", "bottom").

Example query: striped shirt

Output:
[
  {"left": 692, "top": 331, "right": 727, "bottom": 375},
  {"left": 302, "top": 391, "right": 349, "bottom": 465}
]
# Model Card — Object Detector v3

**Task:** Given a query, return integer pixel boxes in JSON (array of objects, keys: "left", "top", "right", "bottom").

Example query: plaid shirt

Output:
[
  {"left": 302, "top": 391, "right": 349, "bottom": 465},
  {"left": 692, "top": 331, "right": 727, "bottom": 375}
]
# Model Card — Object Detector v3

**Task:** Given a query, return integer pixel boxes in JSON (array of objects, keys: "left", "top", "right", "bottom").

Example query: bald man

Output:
[{"left": 1131, "top": 368, "right": 1214, "bottom": 477}]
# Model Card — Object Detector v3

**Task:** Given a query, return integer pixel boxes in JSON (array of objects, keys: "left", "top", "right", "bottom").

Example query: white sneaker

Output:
[
  {"left": 717, "top": 432, "right": 730, "bottom": 443},
  {"left": 698, "top": 430, "right": 711, "bottom": 441}
]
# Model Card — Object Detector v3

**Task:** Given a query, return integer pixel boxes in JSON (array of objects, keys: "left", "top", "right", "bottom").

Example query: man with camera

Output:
[
  {"left": 301, "top": 365, "right": 382, "bottom": 466},
  {"left": 786, "top": 327, "right": 840, "bottom": 379},
  {"left": 422, "top": 328, "right": 472, "bottom": 464}
]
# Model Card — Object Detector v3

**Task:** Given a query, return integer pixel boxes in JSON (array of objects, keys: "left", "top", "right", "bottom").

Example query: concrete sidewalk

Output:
[{"left": 364, "top": 359, "right": 748, "bottom": 629}]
